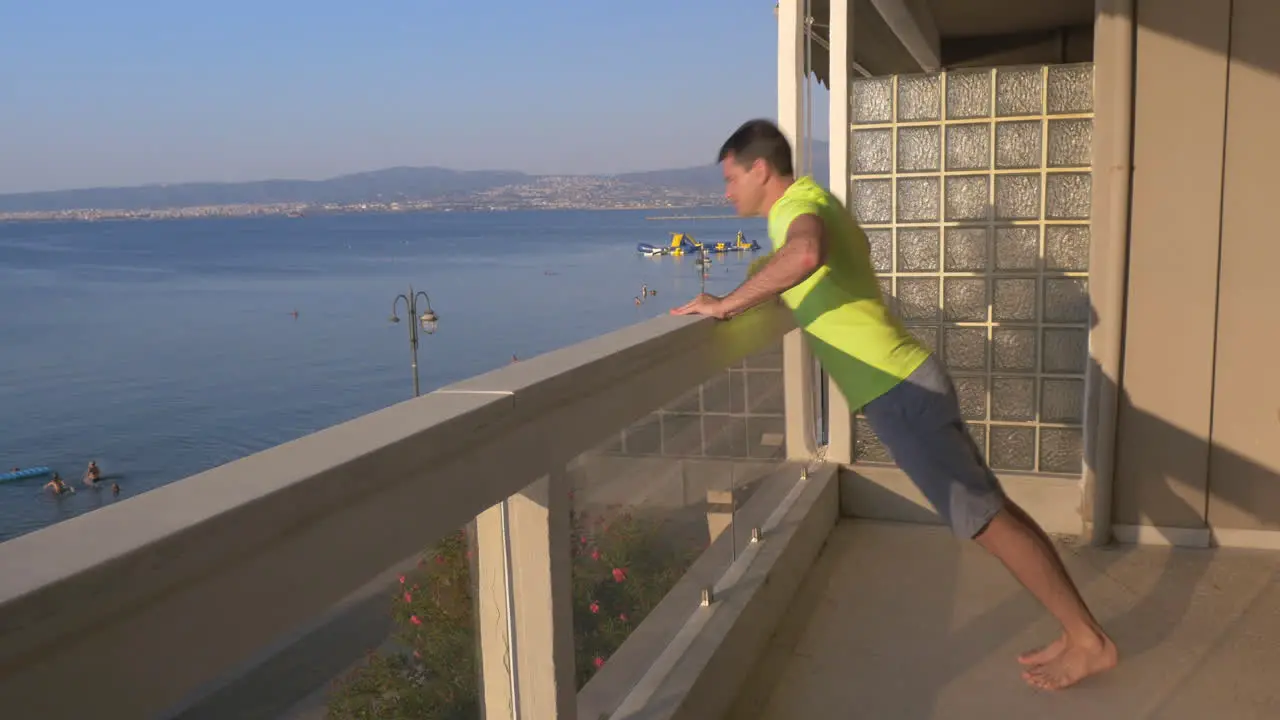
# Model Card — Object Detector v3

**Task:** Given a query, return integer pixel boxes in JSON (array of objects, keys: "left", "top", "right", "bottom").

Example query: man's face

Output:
[{"left": 721, "top": 154, "right": 766, "bottom": 216}]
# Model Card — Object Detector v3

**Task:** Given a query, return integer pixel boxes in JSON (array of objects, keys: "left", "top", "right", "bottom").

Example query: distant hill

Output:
[
  {"left": 0, "top": 167, "right": 532, "bottom": 213},
  {"left": 615, "top": 140, "right": 830, "bottom": 194},
  {"left": 0, "top": 140, "right": 832, "bottom": 213}
]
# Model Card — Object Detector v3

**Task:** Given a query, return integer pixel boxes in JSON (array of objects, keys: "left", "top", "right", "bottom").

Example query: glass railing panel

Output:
[{"left": 571, "top": 341, "right": 794, "bottom": 699}]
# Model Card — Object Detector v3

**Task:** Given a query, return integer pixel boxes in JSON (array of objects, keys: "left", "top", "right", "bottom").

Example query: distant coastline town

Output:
[{"left": 0, "top": 174, "right": 731, "bottom": 223}]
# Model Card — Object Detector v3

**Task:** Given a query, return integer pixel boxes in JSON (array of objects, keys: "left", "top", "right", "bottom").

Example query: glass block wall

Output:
[{"left": 850, "top": 64, "right": 1094, "bottom": 475}]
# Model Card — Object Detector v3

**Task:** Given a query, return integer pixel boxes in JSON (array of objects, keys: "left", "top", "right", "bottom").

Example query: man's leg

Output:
[
  {"left": 861, "top": 356, "right": 1116, "bottom": 690},
  {"left": 990, "top": 501, "right": 1090, "bottom": 665},
  {"left": 973, "top": 501, "right": 1117, "bottom": 689}
]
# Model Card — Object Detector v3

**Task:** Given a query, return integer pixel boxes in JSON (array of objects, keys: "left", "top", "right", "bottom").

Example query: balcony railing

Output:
[{"left": 0, "top": 301, "right": 840, "bottom": 719}]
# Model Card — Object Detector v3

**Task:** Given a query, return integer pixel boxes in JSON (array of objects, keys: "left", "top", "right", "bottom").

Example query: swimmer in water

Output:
[{"left": 44, "top": 473, "right": 70, "bottom": 495}]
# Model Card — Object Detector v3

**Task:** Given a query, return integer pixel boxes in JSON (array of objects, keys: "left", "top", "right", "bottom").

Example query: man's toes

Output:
[
  {"left": 1018, "top": 642, "right": 1062, "bottom": 666},
  {"left": 1017, "top": 646, "right": 1046, "bottom": 665},
  {"left": 1021, "top": 665, "right": 1061, "bottom": 691}
]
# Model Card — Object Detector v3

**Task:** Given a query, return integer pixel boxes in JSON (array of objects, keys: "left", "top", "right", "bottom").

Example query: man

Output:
[
  {"left": 44, "top": 473, "right": 70, "bottom": 495},
  {"left": 84, "top": 460, "right": 101, "bottom": 486},
  {"left": 672, "top": 119, "right": 1116, "bottom": 690}
]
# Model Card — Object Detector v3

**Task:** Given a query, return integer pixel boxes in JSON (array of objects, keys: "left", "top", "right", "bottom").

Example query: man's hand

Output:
[
  {"left": 670, "top": 293, "right": 729, "bottom": 319},
  {"left": 671, "top": 213, "right": 825, "bottom": 321}
]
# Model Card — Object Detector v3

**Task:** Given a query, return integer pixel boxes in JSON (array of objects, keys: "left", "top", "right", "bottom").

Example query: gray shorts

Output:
[{"left": 862, "top": 354, "right": 1006, "bottom": 539}]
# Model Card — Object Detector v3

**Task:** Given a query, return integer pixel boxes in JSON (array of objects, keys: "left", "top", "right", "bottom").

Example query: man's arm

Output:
[{"left": 716, "top": 212, "right": 827, "bottom": 318}]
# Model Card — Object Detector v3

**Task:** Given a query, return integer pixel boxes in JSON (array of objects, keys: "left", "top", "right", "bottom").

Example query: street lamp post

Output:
[
  {"left": 697, "top": 247, "right": 711, "bottom": 293},
  {"left": 390, "top": 286, "right": 439, "bottom": 397}
]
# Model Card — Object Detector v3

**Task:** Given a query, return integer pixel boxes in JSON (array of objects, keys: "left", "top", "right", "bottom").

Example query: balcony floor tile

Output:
[{"left": 730, "top": 520, "right": 1280, "bottom": 720}]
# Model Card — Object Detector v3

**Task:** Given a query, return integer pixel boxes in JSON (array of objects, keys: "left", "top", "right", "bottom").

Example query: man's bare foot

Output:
[
  {"left": 1022, "top": 632, "right": 1118, "bottom": 690},
  {"left": 1018, "top": 634, "right": 1067, "bottom": 665}
]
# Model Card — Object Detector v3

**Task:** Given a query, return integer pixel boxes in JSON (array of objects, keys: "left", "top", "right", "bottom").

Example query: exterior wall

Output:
[
  {"left": 797, "top": 0, "right": 1280, "bottom": 543},
  {"left": 1115, "top": 0, "right": 1280, "bottom": 540},
  {"left": 847, "top": 65, "right": 1094, "bottom": 476},
  {"left": 1201, "top": 0, "right": 1280, "bottom": 534},
  {"left": 1112, "top": 1, "right": 1228, "bottom": 530}
]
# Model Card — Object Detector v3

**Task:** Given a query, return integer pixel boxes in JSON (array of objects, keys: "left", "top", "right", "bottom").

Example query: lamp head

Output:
[{"left": 419, "top": 310, "right": 438, "bottom": 334}]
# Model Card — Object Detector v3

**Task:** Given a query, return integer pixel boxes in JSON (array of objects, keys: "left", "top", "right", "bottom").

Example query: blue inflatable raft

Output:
[{"left": 0, "top": 466, "right": 52, "bottom": 483}]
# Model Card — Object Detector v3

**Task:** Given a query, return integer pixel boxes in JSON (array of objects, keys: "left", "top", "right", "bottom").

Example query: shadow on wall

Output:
[
  {"left": 855, "top": 186, "right": 1280, "bottom": 535},
  {"left": 1111, "top": 0, "right": 1280, "bottom": 82}
]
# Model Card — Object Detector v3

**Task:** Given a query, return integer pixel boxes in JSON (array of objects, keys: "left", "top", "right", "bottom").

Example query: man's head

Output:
[{"left": 717, "top": 119, "right": 795, "bottom": 217}]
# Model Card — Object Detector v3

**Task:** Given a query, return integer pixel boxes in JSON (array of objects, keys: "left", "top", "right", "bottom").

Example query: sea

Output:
[{"left": 0, "top": 209, "right": 766, "bottom": 543}]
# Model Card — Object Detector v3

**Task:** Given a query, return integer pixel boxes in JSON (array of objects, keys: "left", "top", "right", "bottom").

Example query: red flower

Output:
[
  {"left": 435, "top": 555, "right": 445, "bottom": 565},
  {"left": 619, "top": 613, "right": 628, "bottom": 622},
  {"left": 590, "top": 601, "right": 600, "bottom": 614},
  {"left": 413, "top": 650, "right": 422, "bottom": 659},
  {"left": 580, "top": 536, "right": 588, "bottom": 546},
  {"left": 591, "top": 549, "right": 601, "bottom": 561},
  {"left": 612, "top": 567, "right": 627, "bottom": 583},
  {"left": 399, "top": 575, "right": 406, "bottom": 585},
  {"left": 403, "top": 592, "right": 412, "bottom": 603},
  {"left": 410, "top": 615, "right": 422, "bottom": 626},
  {"left": 593, "top": 657, "right": 605, "bottom": 669}
]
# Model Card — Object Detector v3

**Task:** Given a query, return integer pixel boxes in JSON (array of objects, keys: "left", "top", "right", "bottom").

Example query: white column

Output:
[
  {"left": 1082, "top": 0, "right": 1134, "bottom": 544},
  {"left": 476, "top": 472, "right": 577, "bottom": 720},
  {"left": 778, "top": 0, "right": 818, "bottom": 460},
  {"left": 777, "top": 0, "right": 806, "bottom": 175},
  {"left": 824, "top": 0, "right": 855, "bottom": 465}
]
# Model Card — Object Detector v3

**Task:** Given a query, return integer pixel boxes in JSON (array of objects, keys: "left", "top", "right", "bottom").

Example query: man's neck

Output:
[{"left": 759, "top": 174, "right": 797, "bottom": 217}]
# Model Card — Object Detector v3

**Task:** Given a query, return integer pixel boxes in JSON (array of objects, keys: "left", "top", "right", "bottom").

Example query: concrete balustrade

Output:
[{"left": 0, "top": 303, "right": 838, "bottom": 720}]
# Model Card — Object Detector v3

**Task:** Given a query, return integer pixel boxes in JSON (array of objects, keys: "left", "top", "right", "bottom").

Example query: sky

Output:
[{"left": 0, "top": 1, "right": 829, "bottom": 194}]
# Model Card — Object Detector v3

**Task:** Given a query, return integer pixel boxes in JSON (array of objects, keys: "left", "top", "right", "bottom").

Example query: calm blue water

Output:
[{"left": 0, "top": 210, "right": 765, "bottom": 542}]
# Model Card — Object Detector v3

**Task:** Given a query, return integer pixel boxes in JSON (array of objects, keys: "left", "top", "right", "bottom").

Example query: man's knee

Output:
[{"left": 949, "top": 490, "right": 1007, "bottom": 541}]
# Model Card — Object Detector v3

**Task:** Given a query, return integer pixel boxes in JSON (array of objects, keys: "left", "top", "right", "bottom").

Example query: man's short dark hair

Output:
[{"left": 717, "top": 119, "right": 794, "bottom": 176}]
